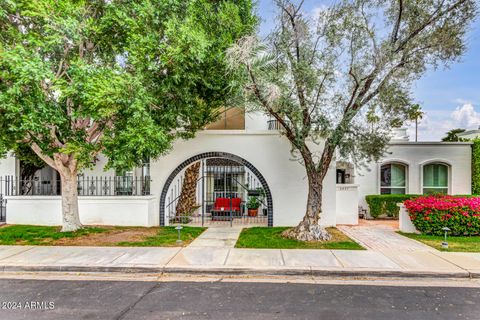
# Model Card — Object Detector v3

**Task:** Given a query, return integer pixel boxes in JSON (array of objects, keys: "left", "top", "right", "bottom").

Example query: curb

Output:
[{"left": 0, "top": 265, "right": 476, "bottom": 279}]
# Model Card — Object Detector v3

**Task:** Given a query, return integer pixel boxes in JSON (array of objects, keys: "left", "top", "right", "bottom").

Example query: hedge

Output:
[
  {"left": 365, "top": 194, "right": 419, "bottom": 218},
  {"left": 404, "top": 195, "right": 480, "bottom": 236},
  {"left": 472, "top": 139, "right": 480, "bottom": 195}
]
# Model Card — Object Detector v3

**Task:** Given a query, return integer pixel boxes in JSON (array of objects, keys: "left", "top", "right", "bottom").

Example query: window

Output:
[
  {"left": 206, "top": 107, "right": 245, "bottom": 130},
  {"left": 380, "top": 163, "right": 407, "bottom": 194},
  {"left": 115, "top": 168, "right": 134, "bottom": 195},
  {"left": 423, "top": 163, "right": 449, "bottom": 194}
]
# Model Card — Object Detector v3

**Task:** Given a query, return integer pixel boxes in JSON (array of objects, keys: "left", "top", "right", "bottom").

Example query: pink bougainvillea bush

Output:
[{"left": 404, "top": 195, "right": 480, "bottom": 236}]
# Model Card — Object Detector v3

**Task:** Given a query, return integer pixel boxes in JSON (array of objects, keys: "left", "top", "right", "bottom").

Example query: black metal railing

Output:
[
  {"left": 0, "top": 175, "right": 151, "bottom": 196},
  {"left": 267, "top": 119, "right": 291, "bottom": 130},
  {"left": 0, "top": 194, "right": 5, "bottom": 223}
]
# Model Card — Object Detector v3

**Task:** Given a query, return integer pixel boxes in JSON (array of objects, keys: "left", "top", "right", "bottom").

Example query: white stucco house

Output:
[{"left": 0, "top": 110, "right": 473, "bottom": 227}]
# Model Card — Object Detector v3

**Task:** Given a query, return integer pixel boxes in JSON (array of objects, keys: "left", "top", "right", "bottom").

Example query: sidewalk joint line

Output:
[
  {"left": 223, "top": 248, "right": 232, "bottom": 265},
  {"left": 164, "top": 247, "right": 183, "bottom": 267},
  {"left": 109, "top": 252, "right": 128, "bottom": 264},
  {"left": 279, "top": 249, "right": 286, "bottom": 266},
  {"left": 330, "top": 250, "right": 345, "bottom": 268},
  {"left": 429, "top": 251, "right": 472, "bottom": 273},
  {"left": 0, "top": 246, "right": 36, "bottom": 262}
]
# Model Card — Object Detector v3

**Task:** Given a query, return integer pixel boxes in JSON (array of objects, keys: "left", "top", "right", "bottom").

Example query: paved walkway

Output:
[
  {"left": 0, "top": 245, "right": 479, "bottom": 278},
  {"left": 188, "top": 227, "right": 242, "bottom": 248},
  {"left": 338, "top": 220, "right": 435, "bottom": 252}
]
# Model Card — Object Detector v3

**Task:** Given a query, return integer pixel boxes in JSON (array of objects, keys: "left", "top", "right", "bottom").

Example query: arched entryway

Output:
[{"left": 159, "top": 152, "right": 273, "bottom": 227}]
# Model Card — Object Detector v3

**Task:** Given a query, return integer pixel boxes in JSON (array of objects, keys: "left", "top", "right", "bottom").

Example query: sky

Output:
[{"left": 256, "top": 0, "right": 480, "bottom": 141}]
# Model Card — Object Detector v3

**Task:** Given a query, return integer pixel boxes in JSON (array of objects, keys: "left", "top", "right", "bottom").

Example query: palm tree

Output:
[
  {"left": 408, "top": 104, "right": 424, "bottom": 142},
  {"left": 442, "top": 128, "right": 467, "bottom": 142}
]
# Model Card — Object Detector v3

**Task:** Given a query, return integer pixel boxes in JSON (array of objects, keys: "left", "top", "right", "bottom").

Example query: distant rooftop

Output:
[{"left": 458, "top": 127, "right": 480, "bottom": 137}]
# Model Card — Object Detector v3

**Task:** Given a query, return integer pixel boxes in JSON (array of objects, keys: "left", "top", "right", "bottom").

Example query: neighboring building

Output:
[
  {"left": 0, "top": 113, "right": 473, "bottom": 227},
  {"left": 355, "top": 128, "right": 472, "bottom": 213},
  {"left": 457, "top": 127, "right": 480, "bottom": 140}
]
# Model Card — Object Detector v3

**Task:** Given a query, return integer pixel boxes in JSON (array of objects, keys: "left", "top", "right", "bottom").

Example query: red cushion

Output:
[
  {"left": 213, "top": 197, "right": 242, "bottom": 211},
  {"left": 214, "top": 198, "right": 228, "bottom": 209},
  {"left": 231, "top": 198, "right": 242, "bottom": 211}
]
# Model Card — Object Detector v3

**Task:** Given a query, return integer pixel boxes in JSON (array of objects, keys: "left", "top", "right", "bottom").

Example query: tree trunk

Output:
[
  {"left": 415, "top": 118, "right": 418, "bottom": 142},
  {"left": 175, "top": 161, "right": 201, "bottom": 217},
  {"left": 282, "top": 171, "right": 331, "bottom": 241},
  {"left": 59, "top": 169, "right": 82, "bottom": 232}
]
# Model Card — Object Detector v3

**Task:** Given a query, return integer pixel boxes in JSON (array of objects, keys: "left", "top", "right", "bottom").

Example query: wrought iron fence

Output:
[
  {"left": 0, "top": 194, "right": 5, "bottom": 223},
  {"left": 0, "top": 175, "right": 151, "bottom": 196}
]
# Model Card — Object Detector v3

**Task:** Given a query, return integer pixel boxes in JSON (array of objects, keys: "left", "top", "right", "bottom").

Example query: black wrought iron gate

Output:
[{"left": 165, "top": 158, "right": 268, "bottom": 226}]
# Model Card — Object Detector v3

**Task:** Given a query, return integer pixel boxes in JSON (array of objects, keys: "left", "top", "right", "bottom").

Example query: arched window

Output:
[
  {"left": 380, "top": 163, "right": 407, "bottom": 194},
  {"left": 423, "top": 163, "right": 449, "bottom": 194}
]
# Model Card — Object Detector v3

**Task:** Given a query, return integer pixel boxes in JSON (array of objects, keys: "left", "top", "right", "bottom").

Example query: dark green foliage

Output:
[
  {"left": 410, "top": 210, "right": 480, "bottom": 236},
  {"left": 405, "top": 195, "right": 480, "bottom": 236},
  {"left": 365, "top": 194, "right": 419, "bottom": 218},
  {"left": 442, "top": 128, "right": 467, "bottom": 142},
  {"left": 472, "top": 139, "right": 480, "bottom": 195},
  {"left": 13, "top": 145, "right": 45, "bottom": 179},
  {"left": 0, "top": 0, "right": 256, "bottom": 171}
]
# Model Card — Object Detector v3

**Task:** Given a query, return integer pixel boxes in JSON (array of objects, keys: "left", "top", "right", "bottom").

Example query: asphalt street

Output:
[{"left": 0, "top": 279, "right": 478, "bottom": 320}]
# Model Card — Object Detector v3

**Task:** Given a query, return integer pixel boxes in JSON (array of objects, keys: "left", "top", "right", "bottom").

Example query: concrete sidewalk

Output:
[
  {"left": 187, "top": 227, "right": 242, "bottom": 248},
  {"left": 0, "top": 245, "right": 479, "bottom": 278}
]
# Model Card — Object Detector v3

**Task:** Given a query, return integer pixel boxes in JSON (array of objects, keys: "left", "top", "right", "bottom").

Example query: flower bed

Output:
[{"left": 404, "top": 195, "right": 480, "bottom": 236}]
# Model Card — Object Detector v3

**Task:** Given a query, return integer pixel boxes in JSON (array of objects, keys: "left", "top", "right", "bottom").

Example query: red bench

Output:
[{"left": 211, "top": 197, "right": 242, "bottom": 220}]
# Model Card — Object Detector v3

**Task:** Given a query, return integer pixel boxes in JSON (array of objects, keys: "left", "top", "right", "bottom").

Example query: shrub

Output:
[
  {"left": 404, "top": 195, "right": 480, "bottom": 236},
  {"left": 472, "top": 139, "right": 480, "bottom": 195},
  {"left": 365, "top": 194, "right": 418, "bottom": 218}
]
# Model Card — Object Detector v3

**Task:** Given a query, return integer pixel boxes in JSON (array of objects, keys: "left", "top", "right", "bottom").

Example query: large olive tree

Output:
[
  {"left": 228, "top": 0, "right": 477, "bottom": 240},
  {"left": 0, "top": 0, "right": 255, "bottom": 231}
]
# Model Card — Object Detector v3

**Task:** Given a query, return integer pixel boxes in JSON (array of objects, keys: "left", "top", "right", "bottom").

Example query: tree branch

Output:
[
  {"left": 390, "top": 0, "right": 403, "bottom": 44},
  {"left": 394, "top": 0, "right": 461, "bottom": 54},
  {"left": 30, "top": 142, "right": 57, "bottom": 170}
]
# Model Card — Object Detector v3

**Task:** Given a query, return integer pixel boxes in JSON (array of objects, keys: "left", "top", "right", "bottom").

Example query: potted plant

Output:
[{"left": 246, "top": 196, "right": 260, "bottom": 217}]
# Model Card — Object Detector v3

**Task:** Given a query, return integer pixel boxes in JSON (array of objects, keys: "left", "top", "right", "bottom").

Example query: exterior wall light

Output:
[{"left": 176, "top": 225, "right": 183, "bottom": 244}]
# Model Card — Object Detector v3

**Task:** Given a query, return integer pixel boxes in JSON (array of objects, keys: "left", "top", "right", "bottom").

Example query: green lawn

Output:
[
  {"left": 0, "top": 225, "right": 205, "bottom": 247},
  {"left": 0, "top": 225, "right": 107, "bottom": 245},
  {"left": 117, "top": 226, "right": 206, "bottom": 247},
  {"left": 398, "top": 232, "right": 480, "bottom": 252},
  {"left": 235, "top": 227, "right": 364, "bottom": 250}
]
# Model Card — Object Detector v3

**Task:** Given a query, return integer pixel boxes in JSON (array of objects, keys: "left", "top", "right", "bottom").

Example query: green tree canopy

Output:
[
  {"left": 0, "top": 0, "right": 255, "bottom": 231},
  {"left": 442, "top": 128, "right": 467, "bottom": 142},
  {"left": 228, "top": 0, "right": 477, "bottom": 241}
]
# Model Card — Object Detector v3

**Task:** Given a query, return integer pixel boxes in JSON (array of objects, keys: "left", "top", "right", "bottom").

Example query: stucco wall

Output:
[
  {"left": 150, "top": 130, "right": 337, "bottom": 227},
  {"left": 6, "top": 196, "right": 158, "bottom": 227},
  {"left": 356, "top": 142, "right": 472, "bottom": 210},
  {"left": 0, "top": 154, "right": 16, "bottom": 177},
  {"left": 245, "top": 112, "right": 270, "bottom": 131},
  {"left": 82, "top": 155, "right": 115, "bottom": 177},
  {"left": 335, "top": 184, "right": 359, "bottom": 225}
]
